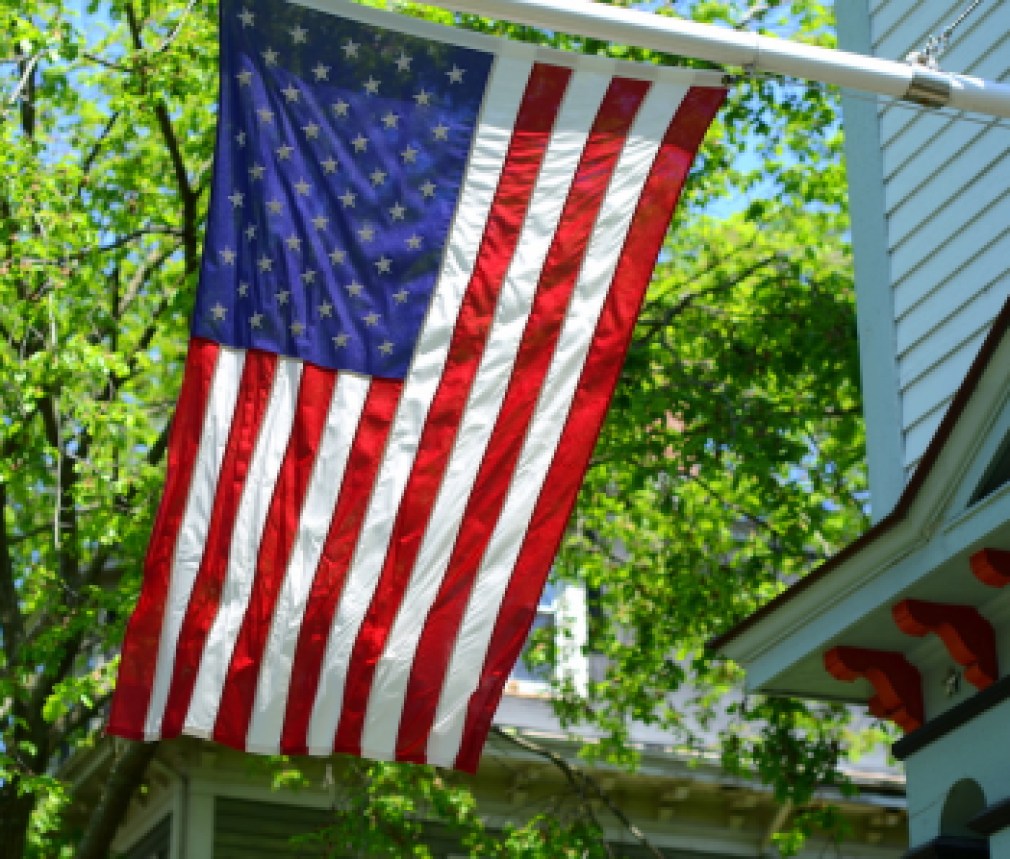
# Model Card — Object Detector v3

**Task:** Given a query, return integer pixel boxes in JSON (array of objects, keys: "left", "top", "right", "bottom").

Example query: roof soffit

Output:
[{"left": 714, "top": 297, "right": 1010, "bottom": 699}]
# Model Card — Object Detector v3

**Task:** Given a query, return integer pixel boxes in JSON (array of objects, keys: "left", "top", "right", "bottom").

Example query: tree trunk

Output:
[
  {"left": 0, "top": 784, "right": 37, "bottom": 859},
  {"left": 74, "top": 740, "right": 160, "bottom": 859}
]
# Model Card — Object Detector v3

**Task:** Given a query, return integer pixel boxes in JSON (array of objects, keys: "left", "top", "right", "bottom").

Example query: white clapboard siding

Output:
[
  {"left": 888, "top": 127, "right": 1005, "bottom": 252},
  {"left": 902, "top": 327, "right": 988, "bottom": 473},
  {"left": 896, "top": 229, "right": 1010, "bottom": 354},
  {"left": 903, "top": 399, "right": 950, "bottom": 475},
  {"left": 891, "top": 191, "right": 1010, "bottom": 324},
  {"left": 899, "top": 287, "right": 1003, "bottom": 399},
  {"left": 863, "top": 0, "right": 1010, "bottom": 474},
  {"left": 870, "top": 1, "right": 946, "bottom": 61},
  {"left": 879, "top": 10, "right": 1009, "bottom": 150},
  {"left": 890, "top": 145, "right": 1010, "bottom": 303}
]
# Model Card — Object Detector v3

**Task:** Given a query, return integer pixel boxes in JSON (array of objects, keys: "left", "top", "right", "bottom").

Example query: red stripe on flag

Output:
[
  {"left": 280, "top": 377, "right": 403, "bottom": 755},
  {"left": 394, "top": 77, "right": 651, "bottom": 763},
  {"left": 159, "top": 350, "right": 279, "bottom": 738},
  {"left": 331, "top": 63, "right": 574, "bottom": 758},
  {"left": 454, "top": 86, "right": 727, "bottom": 772},
  {"left": 212, "top": 364, "right": 337, "bottom": 749},
  {"left": 107, "top": 338, "right": 221, "bottom": 739}
]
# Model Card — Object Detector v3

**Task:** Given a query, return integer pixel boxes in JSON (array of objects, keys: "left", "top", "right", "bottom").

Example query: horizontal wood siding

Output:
[
  {"left": 123, "top": 814, "right": 171, "bottom": 859},
  {"left": 865, "top": 0, "right": 1010, "bottom": 473},
  {"left": 214, "top": 798, "right": 332, "bottom": 858},
  {"left": 213, "top": 796, "right": 468, "bottom": 858}
]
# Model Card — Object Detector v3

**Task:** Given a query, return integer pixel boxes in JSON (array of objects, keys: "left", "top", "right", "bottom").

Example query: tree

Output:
[{"left": 0, "top": 1, "right": 874, "bottom": 856}]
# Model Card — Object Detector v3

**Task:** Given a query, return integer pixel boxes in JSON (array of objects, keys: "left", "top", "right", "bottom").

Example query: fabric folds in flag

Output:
[{"left": 107, "top": 0, "right": 725, "bottom": 772}]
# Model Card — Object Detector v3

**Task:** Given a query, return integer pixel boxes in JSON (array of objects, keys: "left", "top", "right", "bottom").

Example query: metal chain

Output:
[{"left": 912, "top": 0, "right": 988, "bottom": 68}]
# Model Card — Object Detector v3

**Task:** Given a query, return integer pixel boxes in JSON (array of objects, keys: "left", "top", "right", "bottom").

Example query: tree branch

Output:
[
  {"left": 125, "top": 2, "right": 199, "bottom": 269},
  {"left": 634, "top": 254, "right": 782, "bottom": 348},
  {"left": 117, "top": 240, "right": 183, "bottom": 317},
  {"left": 81, "top": 52, "right": 131, "bottom": 72},
  {"left": 20, "top": 227, "right": 184, "bottom": 267},
  {"left": 74, "top": 740, "right": 160, "bottom": 859},
  {"left": 81, "top": 112, "right": 121, "bottom": 178},
  {"left": 0, "top": 483, "right": 23, "bottom": 660},
  {"left": 153, "top": 0, "right": 200, "bottom": 54},
  {"left": 7, "top": 50, "right": 41, "bottom": 109},
  {"left": 490, "top": 727, "right": 666, "bottom": 859}
]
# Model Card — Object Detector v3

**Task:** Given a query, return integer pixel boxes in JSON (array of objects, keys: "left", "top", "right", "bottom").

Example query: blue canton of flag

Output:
[{"left": 193, "top": 0, "right": 493, "bottom": 378}]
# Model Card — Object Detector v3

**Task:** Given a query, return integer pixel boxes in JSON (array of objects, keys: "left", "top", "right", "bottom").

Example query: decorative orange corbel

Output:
[
  {"left": 892, "top": 599, "right": 997, "bottom": 690},
  {"left": 823, "top": 646, "right": 924, "bottom": 732},
  {"left": 970, "top": 548, "right": 1010, "bottom": 588}
]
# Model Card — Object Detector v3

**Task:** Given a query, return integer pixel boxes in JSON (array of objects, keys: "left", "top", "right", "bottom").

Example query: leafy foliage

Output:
[{"left": 0, "top": 0, "right": 876, "bottom": 857}]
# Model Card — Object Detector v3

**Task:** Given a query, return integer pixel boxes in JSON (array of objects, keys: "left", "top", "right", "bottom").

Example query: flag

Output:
[{"left": 107, "top": 0, "right": 725, "bottom": 772}]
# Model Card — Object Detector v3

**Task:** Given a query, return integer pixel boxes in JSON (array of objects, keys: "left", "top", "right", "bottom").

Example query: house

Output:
[
  {"left": 68, "top": 693, "right": 910, "bottom": 857},
  {"left": 713, "top": 0, "right": 1010, "bottom": 856},
  {"left": 67, "top": 580, "right": 910, "bottom": 856}
]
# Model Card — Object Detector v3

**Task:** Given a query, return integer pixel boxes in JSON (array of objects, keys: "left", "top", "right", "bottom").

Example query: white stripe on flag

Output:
[
  {"left": 360, "top": 65, "right": 615, "bottom": 761},
  {"left": 425, "top": 78, "right": 691, "bottom": 768},
  {"left": 183, "top": 357, "right": 304, "bottom": 736},
  {"left": 304, "top": 47, "right": 536, "bottom": 754},
  {"left": 245, "top": 371, "right": 371, "bottom": 752},
  {"left": 144, "top": 346, "right": 245, "bottom": 738}
]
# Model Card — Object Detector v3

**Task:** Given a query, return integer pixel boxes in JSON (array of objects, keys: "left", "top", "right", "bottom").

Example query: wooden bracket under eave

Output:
[
  {"left": 823, "top": 646, "right": 924, "bottom": 732},
  {"left": 970, "top": 548, "right": 1010, "bottom": 587},
  {"left": 892, "top": 599, "right": 998, "bottom": 690}
]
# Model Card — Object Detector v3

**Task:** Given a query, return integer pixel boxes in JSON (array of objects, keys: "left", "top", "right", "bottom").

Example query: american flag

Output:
[{"left": 107, "top": 0, "right": 724, "bottom": 771}]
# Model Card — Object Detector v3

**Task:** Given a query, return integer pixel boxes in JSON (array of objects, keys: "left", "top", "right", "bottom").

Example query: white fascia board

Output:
[{"left": 721, "top": 519, "right": 923, "bottom": 693}]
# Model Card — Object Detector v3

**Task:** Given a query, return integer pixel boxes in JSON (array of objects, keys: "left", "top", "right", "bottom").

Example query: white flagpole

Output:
[{"left": 427, "top": 0, "right": 1010, "bottom": 119}]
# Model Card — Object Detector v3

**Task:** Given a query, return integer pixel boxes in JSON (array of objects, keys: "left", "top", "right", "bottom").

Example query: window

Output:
[{"left": 507, "top": 579, "right": 588, "bottom": 696}]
